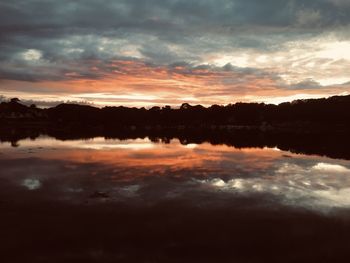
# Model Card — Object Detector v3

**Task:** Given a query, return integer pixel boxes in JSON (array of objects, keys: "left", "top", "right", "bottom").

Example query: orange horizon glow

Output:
[{"left": 1, "top": 58, "right": 349, "bottom": 108}]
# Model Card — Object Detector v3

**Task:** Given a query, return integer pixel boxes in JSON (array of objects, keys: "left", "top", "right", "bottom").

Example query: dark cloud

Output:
[
  {"left": 1, "top": 0, "right": 350, "bottom": 103},
  {"left": 1, "top": 0, "right": 349, "bottom": 63},
  {"left": 287, "top": 79, "right": 322, "bottom": 90},
  {"left": 1, "top": 0, "right": 348, "bottom": 32},
  {"left": 0, "top": 52, "right": 277, "bottom": 83}
]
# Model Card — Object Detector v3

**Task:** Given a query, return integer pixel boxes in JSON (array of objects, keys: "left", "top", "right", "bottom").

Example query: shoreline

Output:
[{"left": 1, "top": 122, "right": 350, "bottom": 160}]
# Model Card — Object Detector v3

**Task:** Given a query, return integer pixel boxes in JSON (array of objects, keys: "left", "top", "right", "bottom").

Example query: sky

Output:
[{"left": 1, "top": 0, "right": 350, "bottom": 107}]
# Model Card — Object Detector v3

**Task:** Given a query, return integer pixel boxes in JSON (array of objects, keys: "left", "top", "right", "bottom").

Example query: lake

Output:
[{"left": 1, "top": 136, "right": 350, "bottom": 262}]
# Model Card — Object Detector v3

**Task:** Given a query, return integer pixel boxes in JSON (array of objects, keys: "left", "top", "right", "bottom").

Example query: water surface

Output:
[
  {"left": 1, "top": 137, "right": 350, "bottom": 262},
  {"left": 2, "top": 136, "right": 350, "bottom": 211}
]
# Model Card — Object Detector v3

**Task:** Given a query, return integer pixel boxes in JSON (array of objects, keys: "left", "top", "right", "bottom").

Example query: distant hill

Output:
[{"left": 0, "top": 98, "right": 46, "bottom": 119}]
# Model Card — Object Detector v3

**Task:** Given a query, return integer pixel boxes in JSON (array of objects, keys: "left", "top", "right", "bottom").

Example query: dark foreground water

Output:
[{"left": 1, "top": 136, "right": 350, "bottom": 262}]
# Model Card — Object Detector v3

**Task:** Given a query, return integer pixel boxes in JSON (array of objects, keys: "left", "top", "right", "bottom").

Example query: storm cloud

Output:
[{"left": 1, "top": 0, "right": 350, "bottom": 106}]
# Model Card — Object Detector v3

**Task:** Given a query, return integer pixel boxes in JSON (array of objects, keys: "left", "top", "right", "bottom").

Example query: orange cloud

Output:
[{"left": 1, "top": 58, "right": 349, "bottom": 107}]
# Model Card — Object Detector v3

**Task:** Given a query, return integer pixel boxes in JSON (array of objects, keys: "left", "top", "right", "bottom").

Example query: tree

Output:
[
  {"left": 180, "top": 103, "right": 191, "bottom": 110},
  {"left": 10, "top": 98, "right": 20, "bottom": 103}
]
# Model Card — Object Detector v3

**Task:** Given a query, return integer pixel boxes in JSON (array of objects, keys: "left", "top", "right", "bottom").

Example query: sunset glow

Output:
[{"left": 1, "top": 1, "right": 350, "bottom": 107}]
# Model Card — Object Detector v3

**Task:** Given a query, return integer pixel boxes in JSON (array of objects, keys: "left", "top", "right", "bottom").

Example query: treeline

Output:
[
  {"left": 2, "top": 96, "right": 350, "bottom": 159},
  {"left": 1, "top": 95, "right": 350, "bottom": 128}
]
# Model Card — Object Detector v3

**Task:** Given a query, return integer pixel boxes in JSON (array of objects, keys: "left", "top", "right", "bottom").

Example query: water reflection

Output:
[
  {"left": 1, "top": 136, "right": 350, "bottom": 212},
  {"left": 22, "top": 178, "right": 41, "bottom": 190}
]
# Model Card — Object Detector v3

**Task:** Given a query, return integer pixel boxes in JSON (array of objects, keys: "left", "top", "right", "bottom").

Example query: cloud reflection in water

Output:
[{"left": 1, "top": 136, "right": 350, "bottom": 213}]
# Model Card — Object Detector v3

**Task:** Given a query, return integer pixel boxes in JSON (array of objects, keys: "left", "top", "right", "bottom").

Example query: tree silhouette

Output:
[
  {"left": 1, "top": 94, "right": 350, "bottom": 130},
  {"left": 10, "top": 98, "right": 20, "bottom": 103}
]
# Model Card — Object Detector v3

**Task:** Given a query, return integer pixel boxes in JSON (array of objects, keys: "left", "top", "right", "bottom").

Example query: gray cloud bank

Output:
[{"left": 1, "top": 0, "right": 350, "bottom": 100}]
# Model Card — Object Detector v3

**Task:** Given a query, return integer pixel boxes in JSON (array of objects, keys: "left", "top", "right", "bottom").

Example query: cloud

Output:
[
  {"left": 1, "top": 0, "right": 350, "bottom": 63},
  {"left": 1, "top": 0, "right": 350, "bottom": 105},
  {"left": 287, "top": 79, "right": 322, "bottom": 90},
  {"left": 1, "top": 56, "right": 349, "bottom": 107},
  {"left": 296, "top": 9, "right": 322, "bottom": 26},
  {"left": 327, "top": 0, "right": 350, "bottom": 7}
]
